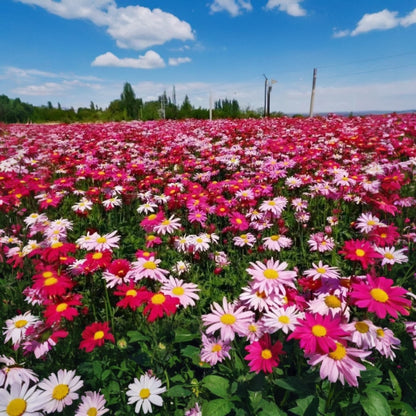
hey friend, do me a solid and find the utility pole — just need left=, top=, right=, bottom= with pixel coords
left=309, top=68, right=317, bottom=117
left=263, top=75, right=277, bottom=117
left=263, top=74, right=268, bottom=117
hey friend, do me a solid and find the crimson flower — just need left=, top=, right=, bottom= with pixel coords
left=339, top=239, right=383, bottom=269
left=350, top=275, right=411, bottom=319
left=114, top=283, right=151, bottom=310
left=83, top=250, right=112, bottom=273
left=143, top=292, right=179, bottom=322
left=32, top=268, right=74, bottom=297
left=43, top=294, right=83, bottom=325
left=244, top=333, right=284, bottom=374
left=79, top=322, right=115, bottom=352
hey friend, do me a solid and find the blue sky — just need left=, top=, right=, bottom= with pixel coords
left=1, top=0, right=416, bottom=114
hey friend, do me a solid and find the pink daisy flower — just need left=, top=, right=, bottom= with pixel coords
left=288, top=313, right=349, bottom=354
left=200, top=333, right=232, bottom=366
left=202, top=297, right=254, bottom=342
left=303, top=261, right=341, bottom=280
left=160, top=276, right=200, bottom=308
left=374, top=327, right=401, bottom=360
left=350, top=275, right=411, bottom=319
left=262, top=234, right=293, bottom=251
left=244, top=333, right=284, bottom=374
left=246, top=258, right=297, bottom=296
left=127, top=256, right=169, bottom=283
left=307, top=341, right=371, bottom=387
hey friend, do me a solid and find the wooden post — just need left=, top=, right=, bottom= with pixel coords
left=309, top=68, right=317, bottom=117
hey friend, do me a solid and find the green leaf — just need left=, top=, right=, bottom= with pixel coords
left=127, top=330, right=150, bottom=343
left=389, top=400, right=416, bottom=416
left=290, top=395, right=319, bottom=416
left=174, top=327, right=199, bottom=343
left=388, top=370, right=402, bottom=401
left=361, top=390, right=391, bottom=416
left=181, top=345, right=200, bottom=361
left=202, top=375, right=230, bottom=399
left=202, top=399, right=233, bottom=416
left=259, top=400, right=287, bottom=416
left=165, top=385, right=191, bottom=398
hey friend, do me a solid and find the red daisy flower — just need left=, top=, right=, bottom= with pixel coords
left=79, top=322, right=115, bottom=352
left=107, top=258, right=131, bottom=277
left=143, top=292, right=179, bottom=322
left=350, top=275, right=411, bottom=319
left=114, top=283, right=151, bottom=310
left=32, top=268, right=74, bottom=297
left=229, top=212, right=249, bottom=231
left=244, top=333, right=284, bottom=374
left=368, top=225, right=400, bottom=247
left=83, top=250, right=112, bottom=273
left=288, top=313, right=349, bottom=354
left=43, top=294, right=83, bottom=325
left=339, top=239, right=383, bottom=269
left=41, top=242, right=77, bottom=265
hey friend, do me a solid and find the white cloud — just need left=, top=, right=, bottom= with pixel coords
left=16, top=0, right=195, bottom=49
left=337, top=8, right=416, bottom=37
left=209, top=0, right=252, bottom=17
left=265, top=0, right=306, bottom=17
left=168, top=57, right=191, bottom=66
left=13, top=82, right=70, bottom=96
left=351, top=9, right=399, bottom=36
left=92, top=51, right=165, bottom=69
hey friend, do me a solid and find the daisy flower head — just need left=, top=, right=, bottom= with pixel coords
left=102, top=258, right=131, bottom=288
left=233, top=233, right=256, bottom=248
left=239, top=282, right=284, bottom=313
left=287, top=313, right=349, bottom=354
left=171, top=260, right=191, bottom=276
left=202, top=297, right=254, bottom=342
left=0, top=356, right=38, bottom=388
left=189, top=234, right=211, bottom=252
left=126, top=373, right=166, bottom=414
left=229, top=212, right=249, bottom=231
left=0, top=382, right=43, bottom=416
left=246, top=258, right=297, bottom=296
left=75, top=391, right=109, bottom=416
left=262, top=304, right=304, bottom=335
left=160, top=277, right=200, bottom=308
left=153, top=215, right=182, bottom=235
left=143, top=292, right=179, bottom=322
left=244, top=333, right=284, bottom=374
left=114, top=283, right=151, bottom=310
left=303, top=261, right=341, bottom=281
left=374, top=246, right=408, bottom=266
left=307, top=341, right=371, bottom=387
left=200, top=333, right=232, bottom=366
left=88, top=231, right=120, bottom=252
left=127, top=256, right=169, bottom=283
left=339, top=239, right=383, bottom=269
left=374, top=327, right=401, bottom=360
left=3, top=311, right=40, bottom=347
left=350, top=275, right=411, bottom=319
left=343, top=319, right=378, bottom=350
left=259, top=196, right=288, bottom=217
left=79, top=322, right=115, bottom=353
left=262, top=234, right=293, bottom=252
left=355, top=212, right=381, bottom=234
left=307, top=293, right=349, bottom=319
left=308, top=232, right=335, bottom=252
left=38, top=369, right=83, bottom=414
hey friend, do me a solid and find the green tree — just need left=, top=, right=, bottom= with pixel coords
left=179, top=95, right=193, bottom=119
left=120, top=82, right=141, bottom=120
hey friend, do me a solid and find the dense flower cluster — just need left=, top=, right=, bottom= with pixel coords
left=0, top=114, right=415, bottom=413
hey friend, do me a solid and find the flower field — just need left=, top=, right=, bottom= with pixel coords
left=1, top=114, right=416, bottom=415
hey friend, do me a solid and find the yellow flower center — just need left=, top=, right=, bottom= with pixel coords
left=355, top=248, right=365, bottom=257
left=147, top=214, right=157, bottom=221
left=248, top=324, right=257, bottom=333
left=380, top=233, right=387, bottom=239
left=367, top=220, right=376, bottom=226
left=6, top=398, right=27, bottom=416
left=235, top=218, right=242, bottom=224
left=278, top=315, right=290, bottom=324
left=384, top=253, right=394, bottom=260
left=324, top=295, right=341, bottom=308
left=263, top=269, right=278, bottom=279
left=355, top=321, right=369, bottom=333
left=42, top=271, right=53, bottom=278
left=211, top=344, right=222, bottom=352
left=44, top=277, right=58, bottom=286
left=87, top=408, right=98, bottom=416
left=94, top=330, right=105, bottom=340
left=51, top=241, right=63, bottom=249
left=143, top=261, right=157, bottom=270
left=220, top=313, right=236, bottom=325
left=126, top=289, right=137, bottom=297
left=376, top=328, right=384, bottom=338
left=56, top=303, right=68, bottom=312
left=261, top=349, right=272, bottom=360
left=316, top=267, right=326, bottom=274
left=370, top=288, right=389, bottom=303
left=161, top=220, right=171, bottom=226
left=146, top=235, right=156, bottom=241
left=151, top=293, right=166, bottom=305
left=52, top=384, right=69, bottom=400
left=270, top=235, right=280, bottom=241
left=92, top=252, right=103, bottom=260
left=328, top=343, right=347, bottom=360
left=172, top=286, right=185, bottom=296
left=312, top=325, right=327, bottom=337
left=139, top=388, right=151, bottom=399
left=96, top=237, right=107, bottom=244
left=268, top=201, right=276, bottom=206
left=14, top=319, right=28, bottom=328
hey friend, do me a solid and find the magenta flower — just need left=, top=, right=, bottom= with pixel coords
left=350, top=275, right=411, bottom=319
left=287, top=313, right=349, bottom=354
left=244, top=333, right=284, bottom=374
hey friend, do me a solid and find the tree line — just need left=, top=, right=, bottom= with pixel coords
left=0, top=82, right=266, bottom=123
